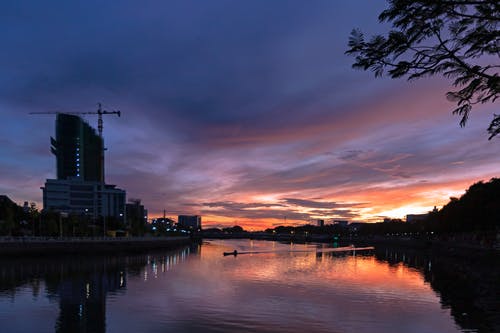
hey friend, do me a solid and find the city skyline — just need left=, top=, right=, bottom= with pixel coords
left=1, top=1, right=498, bottom=229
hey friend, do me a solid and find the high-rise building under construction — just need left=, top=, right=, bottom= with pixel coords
left=42, top=113, right=125, bottom=221
left=51, top=114, right=103, bottom=181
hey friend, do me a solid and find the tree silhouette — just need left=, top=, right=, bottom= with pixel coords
left=346, top=0, right=499, bottom=139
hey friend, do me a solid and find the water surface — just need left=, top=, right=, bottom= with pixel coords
left=0, top=239, right=496, bottom=332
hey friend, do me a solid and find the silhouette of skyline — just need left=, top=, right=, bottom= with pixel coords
left=0, top=1, right=498, bottom=229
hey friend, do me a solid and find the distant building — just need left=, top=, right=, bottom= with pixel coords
left=22, top=201, right=30, bottom=214
left=152, top=217, right=176, bottom=228
left=155, top=217, right=175, bottom=225
left=42, top=179, right=126, bottom=220
left=51, top=114, right=103, bottom=182
left=178, top=215, right=201, bottom=230
left=126, top=199, right=147, bottom=226
left=348, top=222, right=366, bottom=232
left=406, top=214, right=429, bottom=223
left=334, top=220, right=348, bottom=228
left=383, top=218, right=404, bottom=223
left=316, top=219, right=324, bottom=227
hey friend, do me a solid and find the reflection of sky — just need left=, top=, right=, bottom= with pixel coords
left=1, top=1, right=498, bottom=229
left=106, top=240, right=462, bottom=333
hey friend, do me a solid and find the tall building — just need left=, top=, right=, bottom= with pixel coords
left=51, top=114, right=103, bottom=182
left=177, top=215, right=201, bottom=230
left=126, top=199, right=147, bottom=235
left=42, top=113, right=126, bottom=220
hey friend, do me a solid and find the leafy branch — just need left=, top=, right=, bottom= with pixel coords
left=346, top=0, right=499, bottom=139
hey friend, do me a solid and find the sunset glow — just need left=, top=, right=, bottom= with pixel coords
left=0, top=0, right=498, bottom=230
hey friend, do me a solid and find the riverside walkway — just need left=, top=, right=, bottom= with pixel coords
left=0, top=236, right=191, bottom=256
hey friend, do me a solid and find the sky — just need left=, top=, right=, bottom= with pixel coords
left=0, top=0, right=498, bottom=230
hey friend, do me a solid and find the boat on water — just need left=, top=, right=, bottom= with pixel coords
left=223, top=250, right=238, bottom=256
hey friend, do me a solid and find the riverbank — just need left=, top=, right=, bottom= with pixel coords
left=0, top=236, right=192, bottom=256
left=346, top=236, right=500, bottom=258
left=202, top=232, right=499, bottom=257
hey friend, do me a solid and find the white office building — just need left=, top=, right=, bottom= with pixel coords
left=42, top=178, right=126, bottom=220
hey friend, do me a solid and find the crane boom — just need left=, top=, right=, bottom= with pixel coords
left=30, top=103, right=121, bottom=183
left=29, top=103, right=121, bottom=137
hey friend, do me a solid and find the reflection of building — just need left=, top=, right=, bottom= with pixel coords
left=0, top=249, right=193, bottom=333
left=52, top=261, right=126, bottom=333
left=178, top=215, right=201, bottom=230
left=42, top=114, right=126, bottom=220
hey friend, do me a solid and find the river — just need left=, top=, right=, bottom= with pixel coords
left=0, top=239, right=498, bottom=332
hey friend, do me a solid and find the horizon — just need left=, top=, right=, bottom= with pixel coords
left=1, top=1, right=498, bottom=230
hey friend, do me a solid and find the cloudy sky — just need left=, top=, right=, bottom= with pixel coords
left=1, top=0, right=498, bottom=229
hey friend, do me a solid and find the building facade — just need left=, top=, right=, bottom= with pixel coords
left=177, top=215, right=201, bottom=230
left=406, top=214, right=429, bottom=223
left=42, top=179, right=125, bottom=220
left=42, top=113, right=126, bottom=221
left=51, top=114, right=103, bottom=182
left=334, top=220, right=349, bottom=228
left=126, top=199, right=147, bottom=234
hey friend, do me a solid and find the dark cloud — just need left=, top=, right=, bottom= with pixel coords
left=203, top=202, right=284, bottom=210
left=1, top=1, right=499, bottom=228
left=282, top=198, right=365, bottom=209
left=199, top=199, right=364, bottom=223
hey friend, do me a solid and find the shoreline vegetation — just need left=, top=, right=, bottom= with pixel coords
left=205, top=178, right=500, bottom=255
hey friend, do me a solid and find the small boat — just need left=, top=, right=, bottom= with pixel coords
left=223, top=250, right=238, bottom=256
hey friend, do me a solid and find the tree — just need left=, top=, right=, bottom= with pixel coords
left=222, top=225, right=245, bottom=233
left=346, top=0, right=500, bottom=139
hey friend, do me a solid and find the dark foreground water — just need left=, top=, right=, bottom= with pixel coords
left=0, top=239, right=498, bottom=333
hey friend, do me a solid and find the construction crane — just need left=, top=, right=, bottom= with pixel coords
left=30, top=103, right=121, bottom=183
left=29, top=103, right=121, bottom=138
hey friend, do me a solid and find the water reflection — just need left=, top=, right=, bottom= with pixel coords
left=0, top=245, right=194, bottom=333
left=0, top=241, right=497, bottom=333
left=373, top=246, right=499, bottom=333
